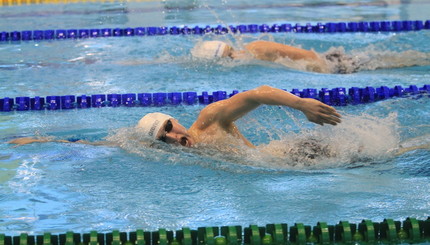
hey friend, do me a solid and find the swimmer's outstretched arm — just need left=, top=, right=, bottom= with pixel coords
left=245, top=41, right=321, bottom=62
left=242, top=41, right=329, bottom=73
left=8, top=137, right=115, bottom=147
left=396, top=143, right=430, bottom=156
left=194, top=85, right=341, bottom=128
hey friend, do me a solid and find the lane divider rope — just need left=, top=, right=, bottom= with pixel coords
left=1, top=84, right=429, bottom=112
left=1, top=20, right=429, bottom=43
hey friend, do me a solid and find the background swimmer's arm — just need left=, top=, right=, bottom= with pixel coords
left=8, top=137, right=115, bottom=147
left=243, top=41, right=329, bottom=73
left=195, top=85, right=341, bottom=128
left=245, top=41, right=320, bottom=62
left=8, top=137, right=50, bottom=145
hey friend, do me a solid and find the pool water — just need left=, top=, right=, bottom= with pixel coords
left=0, top=0, right=430, bottom=236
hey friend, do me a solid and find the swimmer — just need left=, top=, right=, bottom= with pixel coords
left=191, top=40, right=430, bottom=74
left=192, top=40, right=331, bottom=73
left=8, top=85, right=430, bottom=158
left=8, top=85, right=341, bottom=147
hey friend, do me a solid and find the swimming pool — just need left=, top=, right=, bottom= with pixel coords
left=0, top=0, right=430, bottom=242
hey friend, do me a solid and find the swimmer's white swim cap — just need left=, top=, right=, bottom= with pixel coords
left=137, top=112, right=173, bottom=140
left=191, top=41, right=229, bottom=59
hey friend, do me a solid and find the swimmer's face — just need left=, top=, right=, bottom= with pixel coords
left=224, top=46, right=248, bottom=59
left=222, top=45, right=234, bottom=58
left=156, top=119, right=194, bottom=147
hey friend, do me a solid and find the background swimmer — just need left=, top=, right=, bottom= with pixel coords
left=192, top=40, right=330, bottom=73
left=191, top=40, right=430, bottom=74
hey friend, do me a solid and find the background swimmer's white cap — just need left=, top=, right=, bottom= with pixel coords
left=137, top=112, right=173, bottom=140
left=191, top=41, right=228, bottom=59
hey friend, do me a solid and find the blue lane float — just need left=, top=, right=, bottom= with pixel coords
left=1, top=85, right=429, bottom=112
left=0, top=20, right=429, bottom=43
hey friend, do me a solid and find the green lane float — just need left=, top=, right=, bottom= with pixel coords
left=2, top=218, right=430, bottom=245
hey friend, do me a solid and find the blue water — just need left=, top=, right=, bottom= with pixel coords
left=0, top=0, right=430, bottom=236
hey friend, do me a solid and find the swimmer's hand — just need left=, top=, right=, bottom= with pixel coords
left=298, top=98, right=342, bottom=126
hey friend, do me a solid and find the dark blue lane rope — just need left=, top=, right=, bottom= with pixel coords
left=1, top=20, right=429, bottom=43
left=1, top=85, right=429, bottom=112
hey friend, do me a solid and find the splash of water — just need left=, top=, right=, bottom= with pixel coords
left=352, top=45, right=430, bottom=71
left=315, top=45, right=430, bottom=74
left=256, top=112, right=400, bottom=169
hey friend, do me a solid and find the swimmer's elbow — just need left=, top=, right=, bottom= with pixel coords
left=242, top=85, right=282, bottom=106
left=247, top=85, right=275, bottom=101
left=254, top=85, right=274, bottom=92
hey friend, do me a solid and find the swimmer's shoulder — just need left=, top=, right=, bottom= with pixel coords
left=244, top=41, right=281, bottom=61
left=245, top=40, right=280, bottom=51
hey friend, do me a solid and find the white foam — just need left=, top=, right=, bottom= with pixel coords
left=255, top=112, right=400, bottom=169
left=320, top=45, right=430, bottom=74
left=353, top=46, right=430, bottom=71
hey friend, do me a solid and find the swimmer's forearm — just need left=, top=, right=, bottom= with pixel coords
left=8, top=137, right=50, bottom=145
left=199, top=85, right=302, bottom=126
left=9, top=137, right=113, bottom=147
left=249, top=85, right=303, bottom=109
left=55, top=139, right=114, bottom=146
left=396, top=143, right=430, bottom=156
left=209, top=85, right=340, bottom=126
left=249, top=85, right=341, bottom=125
